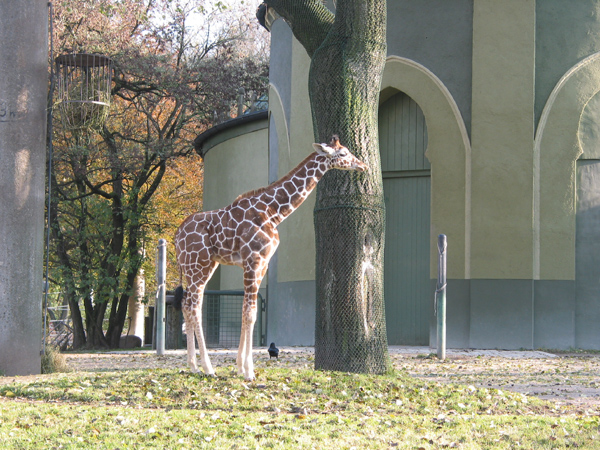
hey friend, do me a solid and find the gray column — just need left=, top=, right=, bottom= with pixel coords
left=0, top=1, right=48, bottom=375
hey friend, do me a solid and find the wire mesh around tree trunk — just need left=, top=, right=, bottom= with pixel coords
left=307, top=0, right=389, bottom=374
left=262, top=0, right=389, bottom=374
left=55, top=53, right=113, bottom=131
left=314, top=194, right=388, bottom=373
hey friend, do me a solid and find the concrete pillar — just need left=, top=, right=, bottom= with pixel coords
left=0, top=1, right=48, bottom=375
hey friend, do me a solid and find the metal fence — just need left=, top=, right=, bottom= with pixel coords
left=43, top=290, right=265, bottom=351
left=200, top=290, right=265, bottom=349
left=165, top=290, right=265, bottom=350
left=45, top=304, right=73, bottom=350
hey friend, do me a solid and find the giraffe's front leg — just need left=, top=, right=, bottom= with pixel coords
left=240, top=305, right=257, bottom=380
left=238, top=263, right=269, bottom=380
left=236, top=307, right=258, bottom=380
left=237, top=321, right=247, bottom=377
left=238, top=230, right=277, bottom=380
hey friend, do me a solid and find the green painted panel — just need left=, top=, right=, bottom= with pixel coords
left=383, top=175, right=431, bottom=345
left=379, top=92, right=429, bottom=172
left=379, top=91, right=431, bottom=345
left=575, top=160, right=600, bottom=349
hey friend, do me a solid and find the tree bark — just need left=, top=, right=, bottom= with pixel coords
left=265, top=0, right=389, bottom=373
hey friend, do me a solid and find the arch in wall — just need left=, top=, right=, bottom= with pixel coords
left=381, top=56, right=471, bottom=279
left=534, top=51, right=600, bottom=281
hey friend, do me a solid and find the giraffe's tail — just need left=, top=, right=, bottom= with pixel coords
left=173, top=254, right=184, bottom=311
left=173, top=285, right=184, bottom=311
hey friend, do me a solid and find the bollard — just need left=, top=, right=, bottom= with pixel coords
left=436, top=234, right=447, bottom=360
left=156, top=239, right=167, bottom=355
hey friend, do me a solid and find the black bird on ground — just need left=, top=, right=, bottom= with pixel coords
left=268, top=342, right=279, bottom=359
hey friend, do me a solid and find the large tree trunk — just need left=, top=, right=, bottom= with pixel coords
left=265, top=0, right=389, bottom=373
left=66, top=289, right=87, bottom=348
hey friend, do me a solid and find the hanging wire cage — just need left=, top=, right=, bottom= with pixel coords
left=55, top=53, right=114, bottom=131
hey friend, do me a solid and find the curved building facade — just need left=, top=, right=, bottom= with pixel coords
left=200, top=0, right=600, bottom=350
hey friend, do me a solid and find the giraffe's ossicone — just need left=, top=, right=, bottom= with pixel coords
left=174, top=136, right=367, bottom=380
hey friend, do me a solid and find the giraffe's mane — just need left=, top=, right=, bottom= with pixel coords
left=234, top=185, right=273, bottom=202
left=233, top=152, right=319, bottom=202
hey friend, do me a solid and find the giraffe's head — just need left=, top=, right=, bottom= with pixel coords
left=312, top=135, right=368, bottom=172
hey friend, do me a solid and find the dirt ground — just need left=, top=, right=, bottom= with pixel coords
left=4, top=347, right=600, bottom=413
left=388, top=348, right=600, bottom=412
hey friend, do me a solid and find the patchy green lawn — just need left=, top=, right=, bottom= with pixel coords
left=1, top=349, right=599, bottom=449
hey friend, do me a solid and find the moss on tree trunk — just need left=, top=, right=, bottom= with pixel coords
left=266, top=0, right=389, bottom=373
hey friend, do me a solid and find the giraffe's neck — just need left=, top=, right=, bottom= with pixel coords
left=261, top=152, right=329, bottom=224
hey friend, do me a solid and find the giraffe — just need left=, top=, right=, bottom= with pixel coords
left=173, top=136, right=367, bottom=380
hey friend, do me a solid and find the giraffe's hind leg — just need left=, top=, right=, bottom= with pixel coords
left=183, top=286, right=215, bottom=376
left=181, top=260, right=219, bottom=376
left=182, top=306, right=200, bottom=372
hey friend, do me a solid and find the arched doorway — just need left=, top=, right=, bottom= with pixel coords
left=379, top=91, right=431, bottom=345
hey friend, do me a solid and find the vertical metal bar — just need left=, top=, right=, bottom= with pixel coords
left=237, top=87, right=245, bottom=117
left=260, top=293, right=266, bottom=346
left=436, top=234, right=447, bottom=360
left=156, top=239, right=167, bottom=355
left=95, top=62, right=99, bottom=105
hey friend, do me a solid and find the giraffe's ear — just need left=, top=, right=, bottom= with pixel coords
left=313, top=143, right=335, bottom=155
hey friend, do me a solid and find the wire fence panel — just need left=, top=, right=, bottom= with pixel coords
left=46, top=305, right=73, bottom=350
left=202, top=291, right=265, bottom=348
left=43, top=291, right=264, bottom=351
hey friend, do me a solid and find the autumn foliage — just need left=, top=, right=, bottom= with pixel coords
left=47, top=0, right=268, bottom=348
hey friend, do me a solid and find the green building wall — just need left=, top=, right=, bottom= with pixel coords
left=197, top=114, right=269, bottom=294
left=266, top=22, right=319, bottom=345
left=200, top=0, right=600, bottom=350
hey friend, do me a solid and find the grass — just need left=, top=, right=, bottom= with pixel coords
left=544, top=348, right=600, bottom=356
left=1, top=350, right=600, bottom=449
left=41, top=345, right=70, bottom=374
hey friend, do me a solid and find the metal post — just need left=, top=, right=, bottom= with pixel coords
left=156, top=239, right=167, bottom=355
left=237, top=87, right=245, bottom=117
left=436, top=234, right=447, bottom=360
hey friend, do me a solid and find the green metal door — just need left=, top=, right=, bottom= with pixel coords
left=379, top=91, right=431, bottom=345
left=575, top=160, right=600, bottom=349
